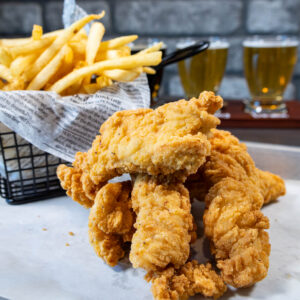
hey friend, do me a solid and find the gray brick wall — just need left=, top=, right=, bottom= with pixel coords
left=0, top=0, right=299, bottom=100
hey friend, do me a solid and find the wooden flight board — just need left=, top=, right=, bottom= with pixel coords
left=218, top=100, right=300, bottom=128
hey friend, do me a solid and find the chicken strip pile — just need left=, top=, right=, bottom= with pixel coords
left=186, top=129, right=286, bottom=204
left=56, top=92, right=286, bottom=299
left=84, top=92, right=222, bottom=184
left=130, top=175, right=194, bottom=271
left=88, top=181, right=135, bottom=266
left=146, top=261, right=227, bottom=300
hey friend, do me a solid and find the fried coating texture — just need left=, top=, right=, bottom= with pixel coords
left=57, top=165, right=96, bottom=208
left=88, top=225, right=125, bottom=267
left=146, top=261, right=227, bottom=300
left=258, top=169, right=286, bottom=204
left=185, top=129, right=286, bottom=204
left=57, top=152, right=105, bottom=208
left=92, top=181, right=134, bottom=235
left=130, top=175, right=194, bottom=271
left=88, top=182, right=135, bottom=266
left=185, top=130, right=275, bottom=287
left=204, top=178, right=271, bottom=288
left=85, top=92, right=222, bottom=184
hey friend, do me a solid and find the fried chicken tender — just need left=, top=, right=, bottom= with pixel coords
left=258, top=169, right=286, bottom=204
left=185, top=130, right=275, bottom=287
left=185, top=129, right=286, bottom=204
left=146, top=261, right=227, bottom=300
left=57, top=152, right=104, bottom=208
left=88, top=182, right=135, bottom=266
left=85, top=92, right=222, bottom=184
left=204, top=178, right=271, bottom=288
left=92, top=181, right=134, bottom=235
left=88, top=225, right=125, bottom=267
left=130, top=174, right=194, bottom=271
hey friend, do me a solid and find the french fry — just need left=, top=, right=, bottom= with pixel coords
left=64, top=46, right=74, bottom=65
left=143, top=67, right=156, bottom=74
left=60, top=59, right=86, bottom=95
left=75, top=60, right=88, bottom=69
left=9, top=36, right=56, bottom=57
left=96, top=49, right=130, bottom=61
left=47, top=60, right=74, bottom=85
left=98, top=35, right=138, bottom=51
left=0, top=64, right=14, bottom=82
left=103, top=68, right=141, bottom=82
left=25, top=12, right=105, bottom=82
left=82, top=83, right=100, bottom=94
left=27, top=45, right=69, bottom=90
left=0, top=29, right=63, bottom=47
left=0, top=12, right=163, bottom=95
left=43, top=29, right=64, bottom=38
left=69, top=40, right=86, bottom=57
left=84, top=22, right=105, bottom=84
left=63, top=85, right=81, bottom=96
left=70, top=28, right=88, bottom=42
left=80, top=76, right=112, bottom=94
left=10, top=53, right=38, bottom=76
left=0, top=48, right=13, bottom=67
left=0, top=37, right=31, bottom=48
left=119, top=46, right=131, bottom=56
left=32, top=24, right=43, bottom=40
left=86, top=22, right=105, bottom=65
left=2, top=78, right=25, bottom=90
left=136, top=42, right=163, bottom=55
left=48, top=51, right=162, bottom=93
left=96, top=75, right=113, bottom=89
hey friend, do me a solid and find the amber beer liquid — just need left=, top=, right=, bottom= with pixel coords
left=243, top=39, right=298, bottom=112
left=177, top=40, right=229, bottom=98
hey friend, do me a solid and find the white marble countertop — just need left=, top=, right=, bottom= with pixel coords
left=0, top=180, right=300, bottom=300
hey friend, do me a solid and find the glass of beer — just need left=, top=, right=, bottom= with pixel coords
left=243, top=36, right=298, bottom=113
left=177, top=37, right=229, bottom=98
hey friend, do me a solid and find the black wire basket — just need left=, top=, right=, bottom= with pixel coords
left=0, top=129, right=67, bottom=205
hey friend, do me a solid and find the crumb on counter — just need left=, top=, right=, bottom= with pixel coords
left=69, top=231, right=75, bottom=236
left=42, top=228, right=47, bottom=231
left=66, top=243, right=70, bottom=247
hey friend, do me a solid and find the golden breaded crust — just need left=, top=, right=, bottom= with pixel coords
left=57, top=151, right=105, bottom=208
left=146, top=261, right=227, bottom=300
left=258, top=170, right=286, bottom=204
left=88, top=182, right=135, bottom=266
left=205, top=129, right=257, bottom=185
left=186, top=129, right=286, bottom=204
left=204, top=178, right=270, bottom=288
left=88, top=223, right=124, bottom=267
left=92, top=181, right=134, bottom=235
left=57, top=164, right=94, bottom=208
left=85, top=92, right=221, bottom=184
left=130, top=175, right=193, bottom=271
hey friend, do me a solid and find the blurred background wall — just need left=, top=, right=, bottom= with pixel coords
left=0, top=0, right=299, bottom=100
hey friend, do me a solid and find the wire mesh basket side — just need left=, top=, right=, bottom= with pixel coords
left=0, top=130, right=67, bottom=204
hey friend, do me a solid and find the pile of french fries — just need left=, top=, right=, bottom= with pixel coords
left=0, top=12, right=162, bottom=96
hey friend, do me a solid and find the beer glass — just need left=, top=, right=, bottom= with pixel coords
left=177, top=38, right=229, bottom=98
left=243, top=37, right=298, bottom=113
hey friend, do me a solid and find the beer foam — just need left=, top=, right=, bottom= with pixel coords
left=243, top=39, right=298, bottom=48
left=177, top=39, right=229, bottom=50
left=209, top=40, right=229, bottom=49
